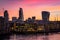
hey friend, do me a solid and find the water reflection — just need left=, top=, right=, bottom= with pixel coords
left=11, top=34, right=48, bottom=40
left=0, top=33, right=60, bottom=40
left=42, top=35, right=49, bottom=40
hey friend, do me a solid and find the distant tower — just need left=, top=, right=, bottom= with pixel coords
left=4, top=10, right=9, bottom=22
left=18, top=8, right=24, bottom=21
left=32, top=16, right=36, bottom=20
left=42, top=11, right=50, bottom=21
left=32, top=16, right=36, bottom=23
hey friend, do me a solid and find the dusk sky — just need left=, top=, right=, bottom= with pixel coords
left=0, top=0, right=60, bottom=21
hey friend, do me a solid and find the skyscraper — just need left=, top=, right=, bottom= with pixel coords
left=4, top=10, right=9, bottom=32
left=42, top=11, right=50, bottom=21
left=4, top=10, right=9, bottom=22
left=18, top=8, right=24, bottom=21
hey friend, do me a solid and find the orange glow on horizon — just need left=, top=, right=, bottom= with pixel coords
left=0, top=6, right=60, bottom=21
left=0, top=0, right=60, bottom=21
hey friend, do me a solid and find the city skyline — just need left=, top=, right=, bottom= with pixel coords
left=0, top=8, right=60, bottom=21
left=0, top=0, right=60, bottom=21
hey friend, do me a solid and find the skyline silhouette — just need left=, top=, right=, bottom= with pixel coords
left=0, top=8, right=60, bottom=21
left=0, top=0, right=60, bottom=40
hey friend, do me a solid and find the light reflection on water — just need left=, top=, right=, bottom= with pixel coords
left=0, top=33, right=60, bottom=40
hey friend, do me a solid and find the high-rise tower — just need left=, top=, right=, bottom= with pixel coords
left=18, top=8, right=24, bottom=21
left=4, top=10, right=9, bottom=32
left=4, top=10, right=9, bottom=22
left=42, top=11, right=50, bottom=21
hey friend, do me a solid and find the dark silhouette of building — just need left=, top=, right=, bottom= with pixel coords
left=18, top=8, right=24, bottom=21
left=42, top=11, right=50, bottom=21
left=4, top=10, right=9, bottom=22
left=32, top=16, right=36, bottom=20
left=0, top=16, right=4, bottom=33
left=26, top=16, right=36, bottom=24
left=12, top=17, right=17, bottom=22
left=42, top=11, right=50, bottom=33
left=31, top=16, right=36, bottom=23
left=27, top=18, right=32, bottom=22
left=4, top=10, right=9, bottom=33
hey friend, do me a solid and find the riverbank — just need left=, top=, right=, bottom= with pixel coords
left=0, top=29, right=60, bottom=36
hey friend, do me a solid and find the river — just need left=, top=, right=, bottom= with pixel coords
left=0, top=33, right=60, bottom=40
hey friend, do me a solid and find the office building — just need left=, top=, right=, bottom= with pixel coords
left=42, top=11, right=50, bottom=21
left=18, top=8, right=24, bottom=21
left=0, top=16, right=4, bottom=33
left=12, top=17, right=17, bottom=22
left=4, top=10, right=9, bottom=22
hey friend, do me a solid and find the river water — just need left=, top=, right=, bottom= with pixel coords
left=0, top=33, right=60, bottom=40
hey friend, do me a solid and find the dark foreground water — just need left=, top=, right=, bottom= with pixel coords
left=0, top=33, right=60, bottom=40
